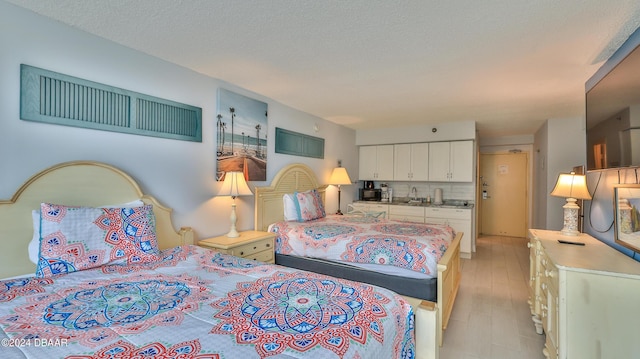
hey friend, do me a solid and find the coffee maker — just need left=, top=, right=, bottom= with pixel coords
left=380, top=183, right=392, bottom=202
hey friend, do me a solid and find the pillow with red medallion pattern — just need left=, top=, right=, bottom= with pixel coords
left=293, top=189, right=326, bottom=222
left=36, top=203, right=161, bottom=277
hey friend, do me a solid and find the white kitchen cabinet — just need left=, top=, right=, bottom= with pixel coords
left=358, top=145, right=394, bottom=181
left=388, top=205, right=425, bottom=223
left=428, top=141, right=474, bottom=182
left=425, top=207, right=472, bottom=258
left=393, top=143, right=429, bottom=181
left=528, top=229, right=640, bottom=359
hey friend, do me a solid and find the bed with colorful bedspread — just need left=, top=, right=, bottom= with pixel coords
left=0, top=245, right=415, bottom=359
left=268, top=216, right=455, bottom=279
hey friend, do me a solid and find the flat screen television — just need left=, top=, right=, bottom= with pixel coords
left=586, top=39, right=640, bottom=171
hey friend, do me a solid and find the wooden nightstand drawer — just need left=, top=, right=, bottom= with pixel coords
left=243, top=249, right=274, bottom=263
left=225, top=238, right=273, bottom=257
left=198, top=230, right=275, bottom=263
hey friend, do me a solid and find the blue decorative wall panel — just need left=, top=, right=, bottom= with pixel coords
left=20, top=64, right=202, bottom=142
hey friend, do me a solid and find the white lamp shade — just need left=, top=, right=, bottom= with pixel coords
left=550, top=172, right=591, bottom=200
left=218, top=171, right=253, bottom=198
left=328, top=167, right=352, bottom=185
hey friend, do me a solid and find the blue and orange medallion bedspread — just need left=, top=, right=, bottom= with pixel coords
left=0, top=245, right=415, bottom=359
left=269, top=216, right=455, bottom=277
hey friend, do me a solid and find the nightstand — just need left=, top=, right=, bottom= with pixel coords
left=198, top=230, right=276, bottom=263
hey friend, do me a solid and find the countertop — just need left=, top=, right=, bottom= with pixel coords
left=355, top=199, right=474, bottom=209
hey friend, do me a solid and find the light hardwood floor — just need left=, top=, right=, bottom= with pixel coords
left=439, top=235, right=546, bottom=359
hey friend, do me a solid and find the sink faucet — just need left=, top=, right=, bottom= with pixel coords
left=411, top=187, right=417, bottom=200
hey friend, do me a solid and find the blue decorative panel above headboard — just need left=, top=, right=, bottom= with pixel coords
left=275, top=127, right=324, bottom=159
left=20, top=64, right=202, bottom=142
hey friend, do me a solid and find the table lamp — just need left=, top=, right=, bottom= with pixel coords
left=218, top=171, right=253, bottom=237
left=550, top=171, right=592, bottom=236
left=328, top=166, right=352, bottom=215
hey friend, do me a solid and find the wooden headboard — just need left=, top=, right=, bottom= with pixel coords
left=0, top=161, right=194, bottom=279
left=254, top=163, right=327, bottom=231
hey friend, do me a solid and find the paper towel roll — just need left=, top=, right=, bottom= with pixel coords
left=434, top=188, right=443, bottom=205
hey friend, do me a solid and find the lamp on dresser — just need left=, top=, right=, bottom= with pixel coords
left=328, top=165, right=352, bottom=215
left=550, top=171, right=592, bottom=236
left=218, top=171, right=253, bottom=237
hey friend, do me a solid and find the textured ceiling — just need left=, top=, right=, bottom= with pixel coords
left=7, top=0, right=640, bottom=138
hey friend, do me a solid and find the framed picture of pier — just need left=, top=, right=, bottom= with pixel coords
left=216, top=89, right=268, bottom=181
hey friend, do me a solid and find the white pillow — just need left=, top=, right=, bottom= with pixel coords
left=283, top=194, right=298, bottom=221
left=28, top=200, right=144, bottom=264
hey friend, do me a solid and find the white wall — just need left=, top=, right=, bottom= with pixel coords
left=355, top=120, right=476, bottom=145
left=532, top=117, right=586, bottom=231
left=533, top=122, right=550, bottom=229
left=0, top=2, right=357, bottom=238
left=478, top=134, right=534, bottom=147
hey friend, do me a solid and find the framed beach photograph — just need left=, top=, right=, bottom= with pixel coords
left=216, top=89, right=268, bottom=181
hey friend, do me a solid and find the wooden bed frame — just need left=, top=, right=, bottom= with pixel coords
left=254, top=163, right=462, bottom=358
left=0, top=161, right=195, bottom=279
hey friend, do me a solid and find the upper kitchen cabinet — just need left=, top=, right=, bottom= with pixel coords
left=428, top=141, right=474, bottom=182
left=394, top=143, right=429, bottom=181
left=359, top=145, right=394, bottom=180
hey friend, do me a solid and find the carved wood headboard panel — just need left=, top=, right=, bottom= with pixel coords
left=254, top=163, right=326, bottom=231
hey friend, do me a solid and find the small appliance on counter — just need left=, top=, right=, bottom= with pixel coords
left=434, top=188, right=443, bottom=205
left=360, top=187, right=381, bottom=201
left=380, top=183, right=392, bottom=202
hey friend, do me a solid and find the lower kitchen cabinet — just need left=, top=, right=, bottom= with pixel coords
left=388, top=205, right=425, bottom=223
left=425, top=207, right=472, bottom=258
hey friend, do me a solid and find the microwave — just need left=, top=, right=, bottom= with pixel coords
left=359, top=188, right=381, bottom=201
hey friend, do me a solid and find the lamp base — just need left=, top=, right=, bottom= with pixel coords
left=560, top=228, right=580, bottom=236
left=336, top=185, right=344, bottom=216
left=227, top=202, right=240, bottom=238
left=560, top=198, right=580, bottom=236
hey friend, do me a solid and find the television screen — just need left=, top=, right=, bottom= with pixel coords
left=586, top=43, right=640, bottom=171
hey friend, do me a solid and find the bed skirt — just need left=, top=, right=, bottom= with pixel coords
left=275, top=253, right=438, bottom=302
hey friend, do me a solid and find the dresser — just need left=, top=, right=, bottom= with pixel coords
left=528, top=229, right=640, bottom=359
left=198, top=230, right=275, bottom=263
